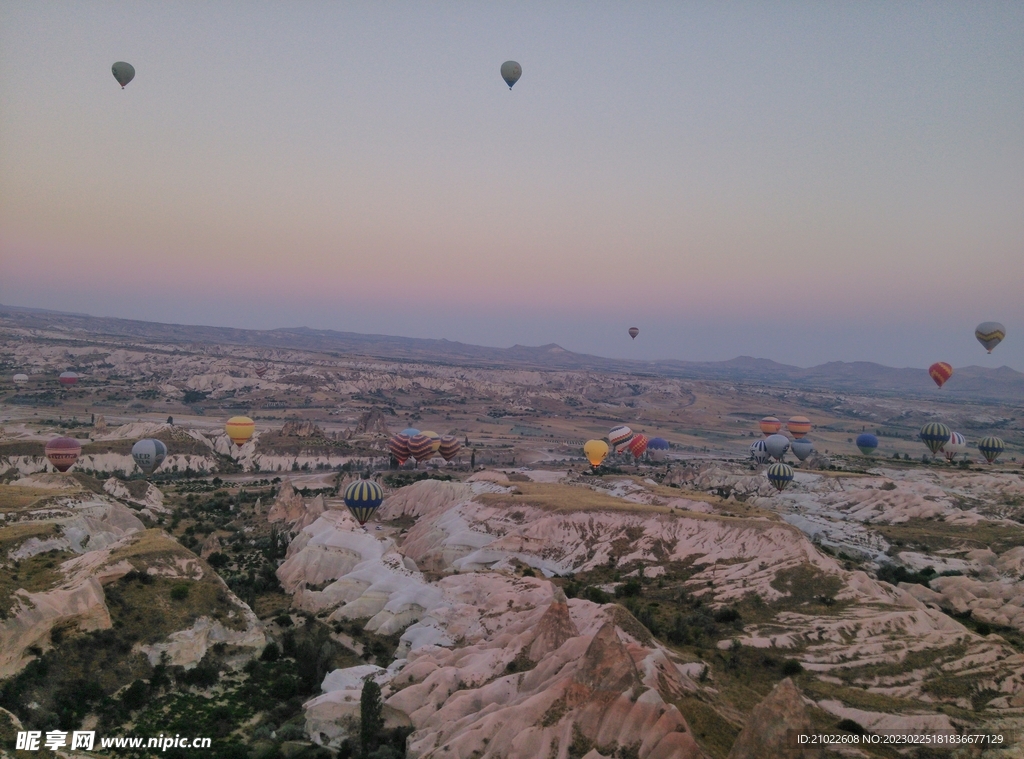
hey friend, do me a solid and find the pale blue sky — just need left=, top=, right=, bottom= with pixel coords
left=1, top=2, right=1022, bottom=369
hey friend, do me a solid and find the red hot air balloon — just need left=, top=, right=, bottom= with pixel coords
left=45, top=437, right=82, bottom=472
left=407, top=434, right=435, bottom=463
left=58, top=371, right=79, bottom=387
left=254, top=363, right=269, bottom=378
left=928, top=362, right=953, bottom=388
left=388, top=433, right=411, bottom=465
left=626, top=434, right=648, bottom=460
left=438, top=435, right=462, bottom=461
left=628, top=327, right=639, bottom=340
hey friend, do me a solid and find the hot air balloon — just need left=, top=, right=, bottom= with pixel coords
left=759, top=417, right=781, bottom=436
left=944, top=432, right=967, bottom=462
left=112, top=61, right=135, bottom=88
left=225, top=416, right=255, bottom=446
left=608, top=426, right=633, bottom=449
left=750, top=440, right=771, bottom=465
left=408, top=434, right=435, bottom=463
left=791, top=438, right=814, bottom=461
left=132, top=439, right=168, bottom=474
left=344, top=480, right=384, bottom=525
left=628, top=327, right=639, bottom=340
left=855, top=433, right=878, bottom=456
left=764, top=434, right=790, bottom=461
left=438, top=435, right=462, bottom=461
left=500, top=60, right=522, bottom=89
left=45, top=437, right=81, bottom=473
left=767, top=463, right=794, bottom=492
left=400, top=427, right=421, bottom=437
left=58, top=371, right=79, bottom=387
left=978, top=436, right=1005, bottom=464
left=627, top=434, right=648, bottom=460
left=975, top=322, right=1005, bottom=353
left=787, top=416, right=811, bottom=438
left=421, top=431, right=442, bottom=455
left=388, top=433, right=411, bottom=465
left=647, top=437, right=670, bottom=462
left=254, top=363, right=270, bottom=379
left=13, top=374, right=28, bottom=386
left=583, top=439, right=609, bottom=468
left=919, top=423, right=951, bottom=455
left=928, top=362, right=953, bottom=388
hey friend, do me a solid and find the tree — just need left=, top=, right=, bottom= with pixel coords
left=360, top=679, right=384, bottom=756
left=470, top=450, right=476, bottom=469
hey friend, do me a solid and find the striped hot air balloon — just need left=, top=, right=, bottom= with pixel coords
left=254, top=362, right=270, bottom=378
left=58, top=371, right=79, bottom=387
left=787, top=416, right=811, bottom=438
left=344, top=480, right=384, bottom=525
left=45, top=437, right=82, bottom=473
left=920, top=423, right=951, bottom=455
left=978, top=436, right=1005, bottom=464
left=421, top=431, right=442, bottom=455
left=975, top=322, right=1005, bottom=353
left=608, top=426, right=633, bottom=448
left=856, top=434, right=878, bottom=456
left=408, top=434, right=435, bottom=462
left=928, top=362, right=953, bottom=388
left=750, top=439, right=771, bottom=465
left=388, top=433, right=411, bottom=465
left=626, top=434, right=648, bottom=460
left=759, top=417, right=782, bottom=436
left=225, top=416, right=255, bottom=446
left=944, top=432, right=967, bottom=462
left=647, top=437, right=670, bottom=462
left=767, top=462, right=794, bottom=492
left=438, top=435, right=462, bottom=461
left=584, top=439, right=609, bottom=468
left=628, top=327, right=639, bottom=340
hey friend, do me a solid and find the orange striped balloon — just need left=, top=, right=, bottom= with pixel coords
left=787, top=416, right=811, bottom=438
left=759, top=417, right=782, bottom=436
left=407, top=434, right=435, bottom=462
left=225, top=416, right=255, bottom=446
left=928, top=362, right=953, bottom=388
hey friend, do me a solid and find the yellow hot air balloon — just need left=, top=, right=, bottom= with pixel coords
left=584, top=439, right=609, bottom=468
left=421, top=431, right=442, bottom=454
left=225, top=416, right=255, bottom=446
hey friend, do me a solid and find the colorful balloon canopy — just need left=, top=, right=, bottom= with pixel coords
left=584, top=439, right=609, bottom=468
left=45, top=437, right=81, bottom=473
left=438, top=435, right=462, bottom=462
left=111, top=61, right=135, bottom=88
left=856, top=433, right=878, bottom=455
left=254, top=363, right=270, bottom=378
left=58, top=371, right=79, bottom=387
left=978, top=436, right=1005, bottom=464
left=759, top=417, right=782, bottom=436
left=767, top=463, right=794, bottom=492
left=500, top=60, right=522, bottom=89
left=920, top=423, right=951, bottom=455
left=13, top=374, right=28, bottom=385
left=928, top=362, right=953, bottom=388
left=344, top=480, right=384, bottom=525
left=407, top=434, right=435, bottom=462
left=132, top=439, right=168, bottom=474
left=225, top=416, right=255, bottom=446
left=791, top=438, right=814, bottom=461
left=764, top=434, right=790, bottom=461
left=944, top=432, right=967, bottom=461
left=787, top=416, right=811, bottom=438
left=421, top=431, right=442, bottom=455
left=975, top=322, right=1005, bottom=353
left=608, top=426, right=633, bottom=447
left=647, top=437, right=670, bottom=462
left=388, top=433, right=411, bottom=465
left=626, top=434, right=649, bottom=460
left=628, top=327, right=639, bottom=340
left=750, top=439, right=771, bottom=465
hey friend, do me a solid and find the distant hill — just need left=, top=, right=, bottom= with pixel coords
left=1, top=304, right=1021, bottom=403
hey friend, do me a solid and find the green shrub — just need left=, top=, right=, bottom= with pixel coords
left=170, top=583, right=190, bottom=601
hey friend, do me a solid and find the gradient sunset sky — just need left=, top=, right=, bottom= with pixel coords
left=1, top=2, right=1022, bottom=370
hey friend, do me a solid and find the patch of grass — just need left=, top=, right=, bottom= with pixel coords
left=875, top=518, right=1024, bottom=554
left=0, top=521, right=60, bottom=555
left=0, top=485, right=69, bottom=513
left=769, top=564, right=844, bottom=610
left=802, top=678, right=927, bottom=714
left=0, top=548, right=75, bottom=617
left=673, top=695, right=739, bottom=759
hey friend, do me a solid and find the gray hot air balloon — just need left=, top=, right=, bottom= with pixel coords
left=112, top=62, right=135, bottom=89
left=791, top=438, right=813, bottom=462
left=764, top=434, right=790, bottom=461
left=500, top=61, right=522, bottom=90
left=975, top=322, right=1005, bottom=353
left=132, top=438, right=167, bottom=474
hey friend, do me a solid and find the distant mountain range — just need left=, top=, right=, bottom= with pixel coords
left=2, top=304, right=1021, bottom=404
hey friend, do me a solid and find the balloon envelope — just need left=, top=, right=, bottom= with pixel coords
left=225, top=416, right=255, bottom=446
left=944, top=432, right=967, bottom=461
left=978, top=436, right=1005, bottom=463
left=975, top=322, right=1005, bottom=353
left=583, top=439, right=609, bottom=468
left=58, top=371, right=79, bottom=387
left=400, top=428, right=420, bottom=437
left=764, top=434, right=790, bottom=461
left=111, top=61, right=135, bottom=88
left=928, top=362, right=953, bottom=388
left=388, top=433, right=410, bottom=464
left=647, top=437, right=670, bottom=461
left=500, top=60, right=522, bottom=89
left=45, top=437, right=81, bottom=472
left=408, top=434, right=435, bottom=462
left=787, top=416, right=811, bottom=438
left=344, top=480, right=384, bottom=525
left=628, top=327, right=639, bottom=339
left=627, top=434, right=648, bottom=460
left=750, top=440, right=771, bottom=465
left=920, top=423, right=951, bottom=455
left=767, top=463, right=794, bottom=492
left=438, top=435, right=462, bottom=461
left=420, top=431, right=442, bottom=454
left=13, top=374, right=28, bottom=385
left=759, top=417, right=781, bottom=436
left=855, top=434, right=878, bottom=455
left=608, top=426, right=633, bottom=447
left=132, top=438, right=168, bottom=473
left=791, top=438, right=814, bottom=461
